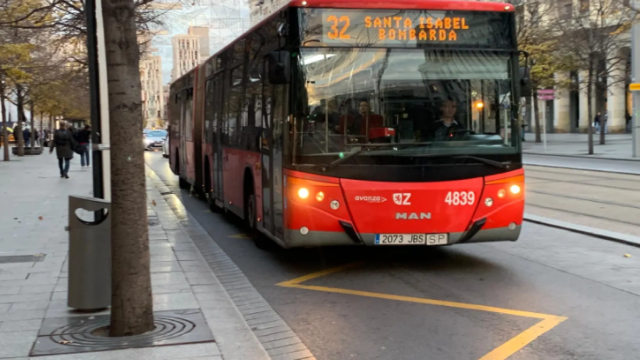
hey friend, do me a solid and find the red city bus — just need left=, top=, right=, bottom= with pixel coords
left=169, top=0, right=525, bottom=248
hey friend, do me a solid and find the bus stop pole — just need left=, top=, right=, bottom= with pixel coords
left=632, top=20, right=640, bottom=158
left=96, top=0, right=111, bottom=199
left=84, top=0, right=103, bottom=199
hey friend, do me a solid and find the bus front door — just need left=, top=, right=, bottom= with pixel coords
left=213, top=73, right=225, bottom=204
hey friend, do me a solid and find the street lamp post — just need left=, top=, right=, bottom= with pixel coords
left=632, top=1, right=640, bottom=157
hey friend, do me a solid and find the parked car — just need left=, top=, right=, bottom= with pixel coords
left=143, top=130, right=167, bottom=150
left=162, top=135, right=169, bottom=158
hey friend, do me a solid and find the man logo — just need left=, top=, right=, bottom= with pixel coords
left=396, top=212, right=431, bottom=220
left=393, top=193, right=411, bottom=205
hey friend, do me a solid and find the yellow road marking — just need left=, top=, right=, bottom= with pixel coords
left=277, top=264, right=568, bottom=360
left=479, top=316, right=567, bottom=360
left=276, top=262, right=363, bottom=287
left=229, top=233, right=252, bottom=239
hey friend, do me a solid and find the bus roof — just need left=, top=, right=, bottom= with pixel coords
left=170, top=0, right=513, bottom=87
left=287, top=0, right=515, bottom=12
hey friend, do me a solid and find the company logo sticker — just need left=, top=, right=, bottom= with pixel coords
left=355, top=196, right=387, bottom=203
left=393, top=193, right=411, bottom=205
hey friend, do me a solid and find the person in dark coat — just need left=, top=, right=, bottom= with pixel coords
left=23, top=128, right=31, bottom=148
left=76, top=125, right=91, bottom=167
left=49, top=123, right=77, bottom=179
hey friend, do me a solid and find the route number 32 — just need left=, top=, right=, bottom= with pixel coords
left=327, top=15, right=351, bottom=40
left=445, top=191, right=475, bottom=206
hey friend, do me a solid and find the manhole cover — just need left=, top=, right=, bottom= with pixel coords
left=31, top=309, right=214, bottom=356
left=0, top=254, right=46, bottom=264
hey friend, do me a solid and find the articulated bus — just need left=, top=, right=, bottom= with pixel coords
left=169, top=0, right=526, bottom=249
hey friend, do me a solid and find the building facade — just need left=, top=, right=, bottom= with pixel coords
left=187, top=26, right=210, bottom=63
left=140, top=55, right=164, bottom=129
left=517, top=0, right=633, bottom=134
left=171, top=34, right=201, bottom=81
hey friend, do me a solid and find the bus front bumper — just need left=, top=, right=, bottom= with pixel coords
left=284, top=223, right=521, bottom=248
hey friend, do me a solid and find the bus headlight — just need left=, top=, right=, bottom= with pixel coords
left=298, top=188, right=309, bottom=199
left=510, top=185, right=521, bottom=195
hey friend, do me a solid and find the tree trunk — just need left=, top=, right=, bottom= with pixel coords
left=533, top=91, right=542, bottom=143
left=15, top=85, right=25, bottom=156
left=1, top=79, right=9, bottom=161
left=40, top=112, right=44, bottom=148
left=599, top=104, right=606, bottom=145
left=103, top=0, right=154, bottom=337
left=587, top=67, right=594, bottom=155
left=30, top=102, right=35, bottom=147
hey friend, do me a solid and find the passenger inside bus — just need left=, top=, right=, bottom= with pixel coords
left=335, top=100, right=384, bottom=137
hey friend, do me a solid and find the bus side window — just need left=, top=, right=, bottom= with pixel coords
left=204, top=79, right=215, bottom=145
left=225, top=65, right=244, bottom=147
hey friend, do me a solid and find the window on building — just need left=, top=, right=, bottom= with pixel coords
left=579, top=0, right=589, bottom=14
left=559, top=1, right=573, bottom=19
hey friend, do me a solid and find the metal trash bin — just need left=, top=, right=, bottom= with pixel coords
left=67, top=196, right=111, bottom=311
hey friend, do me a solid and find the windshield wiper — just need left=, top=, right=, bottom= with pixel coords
left=321, top=146, right=363, bottom=171
left=452, top=155, right=512, bottom=169
left=320, top=142, right=435, bottom=171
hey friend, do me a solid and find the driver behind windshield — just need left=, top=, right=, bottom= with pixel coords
left=424, top=99, right=466, bottom=141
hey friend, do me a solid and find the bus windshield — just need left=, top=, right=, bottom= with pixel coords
left=292, top=48, right=518, bottom=166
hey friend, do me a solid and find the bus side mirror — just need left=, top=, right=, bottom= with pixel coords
left=268, top=51, right=290, bottom=85
left=519, top=67, right=531, bottom=97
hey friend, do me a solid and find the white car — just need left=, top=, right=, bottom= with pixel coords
left=162, top=135, right=169, bottom=158
left=143, top=130, right=167, bottom=151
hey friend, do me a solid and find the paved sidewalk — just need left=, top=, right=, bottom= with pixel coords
left=523, top=133, right=638, bottom=160
left=0, top=150, right=279, bottom=360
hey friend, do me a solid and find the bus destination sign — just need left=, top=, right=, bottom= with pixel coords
left=300, top=9, right=514, bottom=49
left=328, top=14, right=471, bottom=43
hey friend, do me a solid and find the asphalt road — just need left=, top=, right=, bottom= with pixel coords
left=146, top=152, right=640, bottom=360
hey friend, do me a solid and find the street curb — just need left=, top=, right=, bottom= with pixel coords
left=523, top=162, right=640, bottom=176
left=145, top=166, right=316, bottom=360
left=524, top=213, right=640, bottom=248
left=524, top=151, right=640, bottom=162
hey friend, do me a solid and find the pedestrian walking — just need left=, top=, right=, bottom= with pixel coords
left=594, top=112, right=601, bottom=134
left=23, top=127, right=31, bottom=147
left=49, top=123, right=77, bottom=179
left=77, top=125, right=91, bottom=167
left=34, top=129, right=40, bottom=147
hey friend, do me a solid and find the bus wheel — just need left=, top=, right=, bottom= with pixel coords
left=244, top=188, right=269, bottom=250
left=207, top=193, right=220, bottom=213
left=179, top=177, right=189, bottom=189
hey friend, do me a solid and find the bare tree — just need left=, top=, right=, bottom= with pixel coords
left=511, top=0, right=560, bottom=143
left=553, top=0, right=634, bottom=153
left=0, top=75, right=8, bottom=161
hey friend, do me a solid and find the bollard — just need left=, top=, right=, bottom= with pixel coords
left=67, top=196, right=111, bottom=311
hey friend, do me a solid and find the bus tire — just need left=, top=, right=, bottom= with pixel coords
left=179, top=176, right=189, bottom=189
left=204, top=162, right=220, bottom=213
left=244, top=181, right=270, bottom=250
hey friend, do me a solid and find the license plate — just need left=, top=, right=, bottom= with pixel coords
left=374, top=234, right=448, bottom=246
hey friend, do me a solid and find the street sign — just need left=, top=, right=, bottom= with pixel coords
left=537, top=89, right=555, bottom=95
left=630, top=83, right=640, bottom=91
left=538, top=95, right=554, bottom=100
